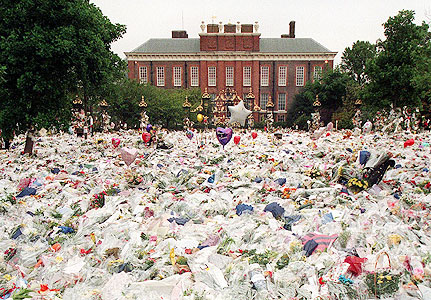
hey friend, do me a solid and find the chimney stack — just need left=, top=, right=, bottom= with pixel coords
left=207, top=24, right=219, bottom=33
left=224, top=24, right=236, bottom=33
left=289, top=21, right=295, bottom=38
left=172, top=30, right=188, bottom=38
left=241, top=24, right=253, bottom=33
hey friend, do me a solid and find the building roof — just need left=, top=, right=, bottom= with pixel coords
left=129, top=38, right=333, bottom=54
left=132, top=39, right=200, bottom=53
left=260, top=38, right=331, bottom=53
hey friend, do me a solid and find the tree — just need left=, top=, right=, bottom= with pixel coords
left=0, top=0, right=126, bottom=152
left=145, top=87, right=201, bottom=129
left=0, top=66, right=5, bottom=83
left=317, top=68, right=351, bottom=112
left=103, top=78, right=143, bottom=129
left=102, top=78, right=201, bottom=130
left=340, top=41, right=376, bottom=86
left=286, top=68, right=351, bottom=128
left=364, top=10, right=431, bottom=109
left=286, top=89, right=314, bottom=130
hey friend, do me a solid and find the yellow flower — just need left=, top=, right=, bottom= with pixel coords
left=386, top=275, right=392, bottom=280
left=3, top=274, right=12, bottom=281
left=379, top=275, right=384, bottom=279
left=377, top=280, right=383, bottom=284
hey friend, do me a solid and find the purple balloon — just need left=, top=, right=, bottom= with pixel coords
left=216, top=127, right=233, bottom=148
left=146, top=124, right=152, bottom=133
left=186, top=130, right=194, bottom=140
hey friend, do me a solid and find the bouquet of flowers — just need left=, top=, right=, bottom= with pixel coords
left=347, top=178, right=369, bottom=194
left=125, top=172, right=144, bottom=186
left=89, top=191, right=106, bottom=209
left=281, top=188, right=296, bottom=199
left=304, top=168, right=322, bottom=179
left=365, top=252, right=401, bottom=298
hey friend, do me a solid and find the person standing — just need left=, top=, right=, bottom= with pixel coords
left=88, top=113, right=94, bottom=136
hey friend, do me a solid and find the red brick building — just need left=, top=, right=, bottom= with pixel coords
left=125, top=22, right=336, bottom=123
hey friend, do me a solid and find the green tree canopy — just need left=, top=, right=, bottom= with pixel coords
left=102, top=79, right=201, bottom=130
left=286, top=68, right=351, bottom=128
left=0, top=0, right=126, bottom=144
left=340, top=41, right=376, bottom=86
left=365, top=10, right=431, bottom=108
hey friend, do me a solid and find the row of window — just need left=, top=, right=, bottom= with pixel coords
left=138, top=65, right=323, bottom=87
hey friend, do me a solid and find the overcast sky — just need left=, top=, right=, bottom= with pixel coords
left=91, top=0, right=430, bottom=64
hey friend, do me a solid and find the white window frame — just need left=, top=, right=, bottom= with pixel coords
left=190, top=66, right=199, bottom=87
left=156, top=67, right=165, bottom=86
left=296, top=66, right=304, bottom=87
left=226, top=66, right=234, bottom=86
left=261, top=66, right=269, bottom=86
left=173, top=66, right=182, bottom=87
left=243, top=66, right=251, bottom=86
left=278, top=93, right=286, bottom=111
left=260, top=93, right=269, bottom=110
left=313, top=66, right=322, bottom=81
left=278, top=115, right=285, bottom=122
left=208, top=66, right=216, bottom=87
left=139, top=66, right=147, bottom=84
left=278, top=66, right=287, bottom=86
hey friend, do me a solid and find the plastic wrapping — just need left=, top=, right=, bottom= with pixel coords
left=1, top=129, right=431, bottom=299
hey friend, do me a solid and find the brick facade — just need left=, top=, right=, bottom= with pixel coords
left=125, top=22, right=337, bottom=123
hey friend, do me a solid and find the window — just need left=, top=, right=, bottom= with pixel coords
left=191, top=66, right=199, bottom=86
left=156, top=67, right=165, bottom=86
left=314, top=66, right=322, bottom=81
left=208, top=67, right=216, bottom=86
left=173, top=67, right=182, bottom=87
left=226, top=67, right=234, bottom=86
left=296, top=66, right=304, bottom=86
left=139, top=67, right=147, bottom=84
left=260, top=93, right=269, bottom=110
left=278, top=66, right=287, bottom=86
left=243, top=67, right=251, bottom=86
left=261, top=66, right=269, bottom=86
left=278, top=93, right=286, bottom=111
left=278, top=115, right=285, bottom=122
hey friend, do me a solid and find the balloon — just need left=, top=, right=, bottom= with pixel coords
left=404, top=139, right=414, bottom=148
left=362, top=121, right=372, bottom=134
left=142, top=132, right=151, bottom=143
left=111, top=138, right=121, bottom=148
left=146, top=124, right=152, bottom=133
left=251, top=132, right=258, bottom=139
left=234, top=136, right=240, bottom=145
left=312, top=128, right=325, bottom=139
left=326, top=122, right=334, bottom=131
left=228, top=100, right=252, bottom=126
left=186, top=130, right=194, bottom=140
left=119, top=147, right=138, bottom=166
left=197, top=114, right=204, bottom=122
left=216, top=127, right=233, bottom=147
